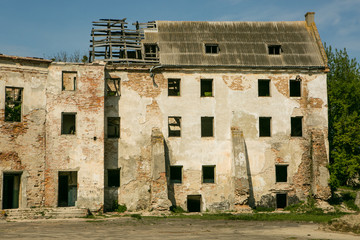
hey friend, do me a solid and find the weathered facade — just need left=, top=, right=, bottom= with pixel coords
left=1, top=12, right=330, bottom=212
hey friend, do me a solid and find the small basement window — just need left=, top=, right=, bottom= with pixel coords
left=201, top=79, right=213, bottom=97
left=168, top=116, right=181, bottom=137
left=106, top=78, right=120, bottom=96
left=187, top=195, right=201, bottom=212
left=61, top=113, right=76, bottom=135
left=5, top=87, right=23, bottom=122
left=276, top=193, right=287, bottom=208
left=144, top=44, right=158, bottom=59
left=168, top=78, right=180, bottom=96
left=201, top=117, right=214, bottom=137
left=202, top=165, right=215, bottom=183
left=205, top=44, right=219, bottom=54
left=291, top=117, right=303, bottom=137
left=290, top=79, right=301, bottom=97
left=107, top=117, right=120, bottom=138
left=108, top=169, right=120, bottom=187
left=258, top=79, right=270, bottom=97
left=170, top=166, right=182, bottom=184
left=276, top=165, right=288, bottom=182
left=268, top=45, right=281, bottom=55
left=259, top=117, right=271, bottom=137
left=62, top=72, right=76, bottom=91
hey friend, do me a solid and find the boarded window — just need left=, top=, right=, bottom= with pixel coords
left=106, top=78, right=120, bottom=96
left=291, top=117, right=302, bottom=137
left=276, top=165, right=288, bottom=182
left=62, top=72, right=76, bottom=91
left=201, top=117, right=214, bottom=137
left=61, top=113, right=76, bottom=135
left=201, top=79, right=213, bottom=97
left=258, top=79, right=270, bottom=97
left=290, top=79, right=301, bottom=97
left=144, top=44, right=158, bottom=59
left=5, top=87, right=22, bottom=122
left=108, top=117, right=120, bottom=138
left=268, top=45, right=281, bottom=55
left=170, top=166, right=182, bottom=184
left=168, top=116, right=181, bottom=137
left=108, top=169, right=120, bottom=187
left=205, top=44, right=219, bottom=54
left=168, top=78, right=180, bottom=96
left=276, top=193, right=287, bottom=208
left=58, top=171, right=77, bottom=207
left=202, top=166, right=215, bottom=183
left=259, top=117, right=271, bottom=137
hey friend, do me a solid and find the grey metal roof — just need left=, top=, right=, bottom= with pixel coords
left=154, top=21, right=326, bottom=68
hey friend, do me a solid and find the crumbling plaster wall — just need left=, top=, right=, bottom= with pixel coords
left=0, top=59, right=49, bottom=209
left=45, top=63, right=105, bottom=210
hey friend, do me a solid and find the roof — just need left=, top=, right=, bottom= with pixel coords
left=155, top=20, right=327, bottom=68
left=0, top=54, right=52, bottom=63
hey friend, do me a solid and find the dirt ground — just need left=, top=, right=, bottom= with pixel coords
left=0, top=217, right=359, bottom=240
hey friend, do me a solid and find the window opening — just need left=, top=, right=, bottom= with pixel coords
left=201, top=79, right=213, bottom=97
left=276, top=165, right=288, bottom=182
left=268, top=45, right=281, bottom=55
left=2, top=173, right=21, bottom=209
left=170, top=166, right=182, bottom=184
left=5, top=87, right=22, bottom=122
left=187, top=195, right=201, bottom=212
left=61, top=113, right=76, bottom=135
left=258, top=79, right=270, bottom=97
left=107, top=117, right=120, bottom=138
left=202, top=165, right=215, bottom=183
left=291, top=117, right=302, bottom=137
left=58, top=171, right=77, bottom=207
left=108, top=169, right=120, bottom=187
left=201, top=117, right=214, bottom=137
left=290, top=79, right=301, bottom=97
left=106, top=78, right=120, bottom=96
left=259, top=117, right=271, bottom=137
left=168, top=79, right=180, bottom=96
left=205, top=44, right=219, bottom=54
left=144, top=44, right=158, bottom=60
left=276, top=193, right=287, bottom=208
left=62, top=72, right=76, bottom=91
left=168, top=116, right=181, bottom=137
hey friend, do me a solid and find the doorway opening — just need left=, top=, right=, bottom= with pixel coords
left=58, top=171, right=77, bottom=207
left=2, top=172, right=22, bottom=209
left=276, top=193, right=287, bottom=209
left=187, top=195, right=201, bottom=212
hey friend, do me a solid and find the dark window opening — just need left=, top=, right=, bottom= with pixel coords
left=276, top=193, right=287, bottom=208
left=168, top=116, right=181, bottom=137
left=258, top=79, right=270, bottom=97
left=201, top=79, right=213, bottom=97
left=106, top=78, right=120, bottom=96
left=202, top=165, right=215, bottom=183
left=276, top=165, right=288, bottom=182
left=119, top=50, right=142, bottom=60
left=2, top=173, right=21, bottom=209
left=205, top=44, right=219, bottom=54
left=108, top=169, right=120, bottom=187
left=201, top=117, right=214, bottom=137
left=144, top=44, right=158, bottom=59
left=268, top=45, right=281, bottom=55
left=290, top=79, right=301, bottom=97
left=259, top=117, right=271, bottom=137
left=5, top=87, right=22, bottom=122
left=168, top=79, right=180, bottom=96
left=291, top=117, right=303, bottom=137
left=170, top=166, right=182, bottom=184
left=108, top=117, right=120, bottom=138
left=187, top=195, right=201, bottom=212
left=62, top=72, right=76, bottom=91
left=61, top=113, right=76, bottom=135
left=58, top=171, right=77, bottom=207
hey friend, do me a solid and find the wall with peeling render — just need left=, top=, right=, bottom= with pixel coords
left=104, top=68, right=330, bottom=211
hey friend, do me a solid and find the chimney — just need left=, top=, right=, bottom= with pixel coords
left=305, top=12, right=315, bottom=26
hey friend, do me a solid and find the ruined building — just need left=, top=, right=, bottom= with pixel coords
left=0, top=12, right=330, bottom=212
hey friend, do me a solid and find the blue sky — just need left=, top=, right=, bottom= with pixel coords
left=1, top=0, right=360, bottom=61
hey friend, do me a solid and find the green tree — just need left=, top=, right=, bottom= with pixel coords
left=326, top=45, right=360, bottom=188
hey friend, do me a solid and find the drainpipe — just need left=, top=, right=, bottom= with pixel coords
left=149, top=65, right=163, bottom=87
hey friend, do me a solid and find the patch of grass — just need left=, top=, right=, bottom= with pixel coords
left=111, top=201, right=127, bottom=213
left=86, top=220, right=105, bottom=223
left=170, top=205, right=186, bottom=214
left=131, top=214, right=142, bottom=220
left=341, top=192, right=360, bottom=211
